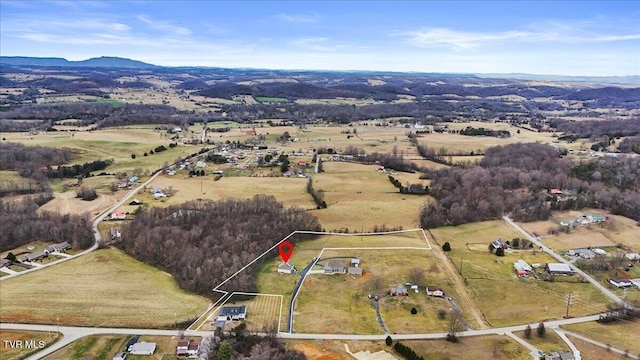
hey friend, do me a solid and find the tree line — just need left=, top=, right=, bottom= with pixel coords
left=420, top=143, right=640, bottom=228
left=120, top=195, right=321, bottom=298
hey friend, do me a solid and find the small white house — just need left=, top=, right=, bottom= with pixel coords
left=277, top=261, right=295, bottom=274
left=130, top=342, right=156, bottom=355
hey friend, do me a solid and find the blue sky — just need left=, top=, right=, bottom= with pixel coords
left=1, top=1, right=639, bottom=76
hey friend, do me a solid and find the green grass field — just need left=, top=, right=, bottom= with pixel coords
left=0, top=248, right=210, bottom=328
left=86, top=98, right=126, bottom=108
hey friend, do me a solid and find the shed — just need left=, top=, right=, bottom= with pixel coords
left=347, top=267, right=363, bottom=276
left=112, top=352, right=127, bottom=360
left=514, top=259, right=532, bottom=272
left=130, top=342, right=156, bottom=355
left=545, top=263, right=573, bottom=275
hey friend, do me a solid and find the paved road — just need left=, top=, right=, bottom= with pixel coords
left=0, top=172, right=162, bottom=282
left=288, top=257, right=320, bottom=333
left=1, top=314, right=604, bottom=359
left=502, top=216, right=623, bottom=305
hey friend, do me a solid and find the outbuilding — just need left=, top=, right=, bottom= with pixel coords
left=129, top=342, right=156, bottom=355
left=545, top=263, right=573, bottom=275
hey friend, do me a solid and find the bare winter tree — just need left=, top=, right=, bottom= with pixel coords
left=447, top=308, right=466, bottom=342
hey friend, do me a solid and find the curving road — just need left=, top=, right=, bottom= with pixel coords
left=0, top=172, right=163, bottom=282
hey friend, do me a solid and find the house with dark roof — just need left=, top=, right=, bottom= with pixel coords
left=187, top=342, right=199, bottom=357
left=608, top=278, right=634, bottom=289
left=426, top=287, right=444, bottom=297
left=217, top=305, right=247, bottom=321
left=46, top=242, right=70, bottom=253
left=20, top=250, right=48, bottom=262
left=390, top=285, right=408, bottom=296
left=176, top=340, right=190, bottom=356
left=324, top=260, right=346, bottom=274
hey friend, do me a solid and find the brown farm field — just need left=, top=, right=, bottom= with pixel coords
left=138, top=173, right=316, bottom=210
left=0, top=248, right=210, bottom=328
left=0, top=330, right=61, bottom=360
left=431, top=220, right=612, bottom=327
left=309, top=161, right=431, bottom=231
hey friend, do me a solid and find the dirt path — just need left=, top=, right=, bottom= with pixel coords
left=432, top=245, right=490, bottom=330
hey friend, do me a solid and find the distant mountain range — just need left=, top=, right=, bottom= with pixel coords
left=1, top=56, right=638, bottom=84
left=0, top=56, right=157, bottom=69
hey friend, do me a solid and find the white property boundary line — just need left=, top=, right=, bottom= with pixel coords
left=192, top=228, right=432, bottom=333
left=190, top=292, right=284, bottom=332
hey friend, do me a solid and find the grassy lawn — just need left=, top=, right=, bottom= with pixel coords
left=0, top=330, right=61, bottom=360
left=431, top=220, right=612, bottom=327
left=248, top=231, right=434, bottom=334
left=562, top=320, right=640, bottom=354
left=0, top=248, right=210, bottom=328
left=294, top=248, right=455, bottom=335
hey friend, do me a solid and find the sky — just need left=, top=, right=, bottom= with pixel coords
left=1, top=1, right=639, bottom=76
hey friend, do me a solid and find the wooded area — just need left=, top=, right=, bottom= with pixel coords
left=0, top=194, right=94, bottom=252
left=420, top=143, right=640, bottom=228
left=121, top=195, right=321, bottom=298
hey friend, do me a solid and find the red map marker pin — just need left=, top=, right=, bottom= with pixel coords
left=278, top=241, right=293, bottom=263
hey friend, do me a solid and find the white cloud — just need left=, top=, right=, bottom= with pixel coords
left=396, top=23, right=640, bottom=50
left=276, top=13, right=318, bottom=24
left=137, top=15, right=191, bottom=36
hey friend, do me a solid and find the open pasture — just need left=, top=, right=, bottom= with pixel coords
left=293, top=247, right=467, bottom=335
left=0, top=248, right=209, bottom=328
left=431, top=220, right=611, bottom=327
left=310, top=161, right=431, bottom=231
left=139, top=174, right=315, bottom=210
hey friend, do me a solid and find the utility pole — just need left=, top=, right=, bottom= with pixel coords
left=565, top=293, right=572, bottom=318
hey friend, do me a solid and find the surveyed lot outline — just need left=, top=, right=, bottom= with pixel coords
left=189, top=229, right=432, bottom=332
